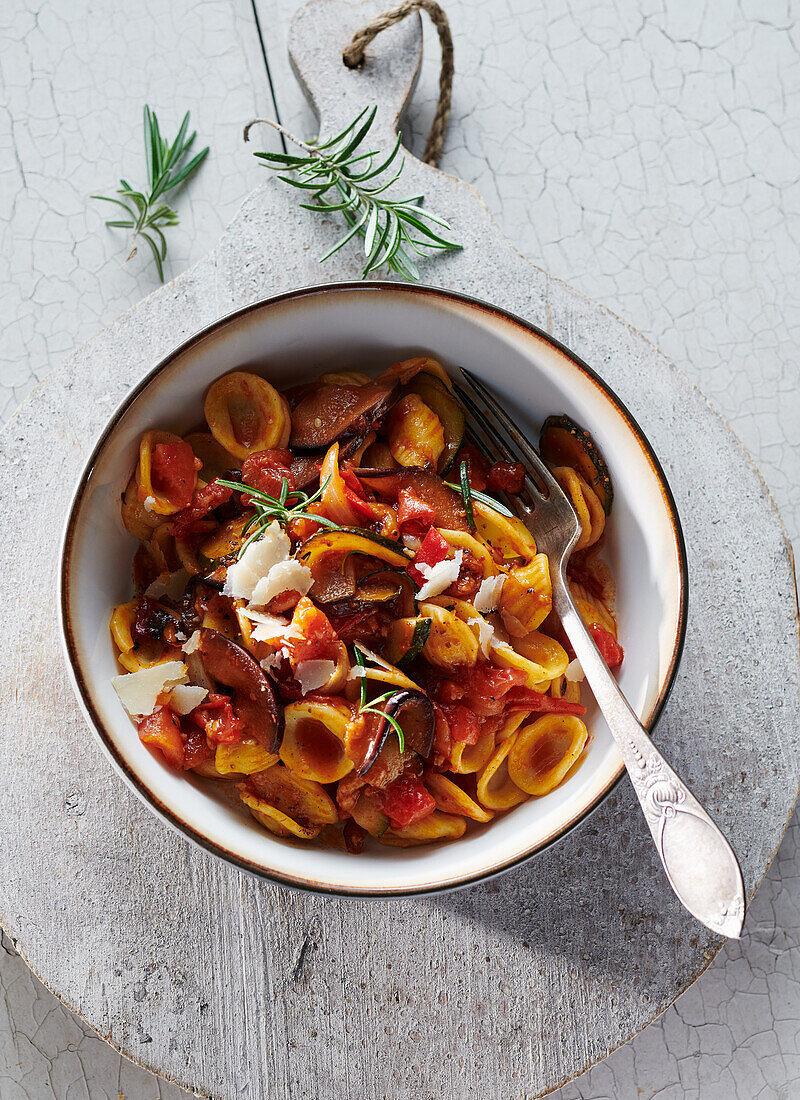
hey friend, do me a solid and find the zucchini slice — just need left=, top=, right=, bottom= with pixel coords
left=539, top=415, right=613, bottom=514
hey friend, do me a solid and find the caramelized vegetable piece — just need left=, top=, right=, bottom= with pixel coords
left=290, top=377, right=399, bottom=451
left=204, top=371, right=291, bottom=460
left=137, top=430, right=199, bottom=516
left=403, top=375, right=465, bottom=473
left=507, top=714, right=588, bottom=795
left=183, top=432, right=240, bottom=482
left=357, top=689, right=435, bottom=776
left=197, top=629, right=283, bottom=751
left=539, top=414, right=613, bottom=514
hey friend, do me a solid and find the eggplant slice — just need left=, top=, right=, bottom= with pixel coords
left=197, top=628, right=283, bottom=752
left=290, top=379, right=399, bottom=451
left=358, top=689, right=435, bottom=776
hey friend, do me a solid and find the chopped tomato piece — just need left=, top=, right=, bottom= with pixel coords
left=172, top=481, right=233, bottom=538
left=242, top=449, right=295, bottom=500
left=138, top=707, right=185, bottom=769
left=340, top=468, right=369, bottom=497
left=150, top=442, right=200, bottom=509
left=377, top=774, right=436, bottom=828
left=131, top=597, right=176, bottom=646
left=504, top=689, right=587, bottom=716
left=190, top=693, right=243, bottom=745
left=454, top=444, right=488, bottom=491
left=589, top=624, right=624, bottom=668
left=397, top=487, right=436, bottom=536
left=487, top=460, right=526, bottom=495
left=463, top=665, right=529, bottom=717
left=288, top=596, right=339, bottom=664
left=182, top=724, right=213, bottom=770
left=407, top=526, right=449, bottom=585
left=440, top=703, right=481, bottom=744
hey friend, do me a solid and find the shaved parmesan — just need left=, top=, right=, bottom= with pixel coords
left=295, top=659, right=336, bottom=694
left=112, top=661, right=188, bottom=718
left=250, top=558, right=313, bottom=609
left=415, top=550, right=463, bottom=600
left=348, top=665, right=368, bottom=679
left=402, top=533, right=422, bottom=551
left=565, top=659, right=585, bottom=682
left=468, top=616, right=495, bottom=657
left=168, top=684, right=208, bottom=714
left=223, top=522, right=291, bottom=600
left=259, top=652, right=284, bottom=673
left=182, top=630, right=202, bottom=654
left=473, top=574, right=506, bottom=613
left=143, top=495, right=157, bottom=513
left=241, top=607, right=295, bottom=644
left=146, top=568, right=189, bottom=600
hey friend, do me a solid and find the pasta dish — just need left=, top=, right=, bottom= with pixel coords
left=110, top=358, right=621, bottom=850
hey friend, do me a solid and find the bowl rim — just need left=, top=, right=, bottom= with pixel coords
left=59, top=280, right=689, bottom=897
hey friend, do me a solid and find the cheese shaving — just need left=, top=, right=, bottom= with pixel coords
left=473, top=574, right=506, bottom=613
left=112, top=661, right=188, bottom=718
left=468, top=616, right=495, bottom=657
left=347, top=665, right=368, bottom=679
left=182, top=630, right=202, bottom=654
left=565, top=659, right=585, bottom=682
left=250, top=558, right=313, bottom=609
left=415, top=550, right=463, bottom=600
left=259, top=652, right=283, bottom=673
left=223, top=522, right=291, bottom=600
left=143, top=495, right=157, bottom=513
left=145, top=568, right=190, bottom=601
left=295, top=659, right=336, bottom=694
left=168, top=684, right=208, bottom=714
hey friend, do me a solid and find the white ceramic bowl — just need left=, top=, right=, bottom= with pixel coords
left=60, top=283, right=687, bottom=895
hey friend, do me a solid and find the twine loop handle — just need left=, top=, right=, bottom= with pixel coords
left=342, top=0, right=453, bottom=166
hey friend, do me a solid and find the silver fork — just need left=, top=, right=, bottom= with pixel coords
left=453, top=366, right=746, bottom=938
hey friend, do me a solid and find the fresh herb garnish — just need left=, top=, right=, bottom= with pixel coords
left=92, top=106, right=209, bottom=282
left=445, top=479, right=514, bottom=518
left=244, top=106, right=461, bottom=281
left=216, top=475, right=341, bottom=557
left=459, top=460, right=476, bottom=530
left=353, top=645, right=405, bottom=751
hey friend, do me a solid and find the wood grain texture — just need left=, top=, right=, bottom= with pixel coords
left=1, top=1, right=799, bottom=1098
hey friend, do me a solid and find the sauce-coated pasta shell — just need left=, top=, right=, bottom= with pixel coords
left=110, top=600, right=137, bottom=654
left=136, top=430, right=192, bottom=516
left=387, top=394, right=445, bottom=468
left=550, top=466, right=605, bottom=549
left=418, top=602, right=480, bottom=671
left=473, top=501, right=538, bottom=562
left=513, top=630, right=569, bottom=680
left=507, top=714, right=588, bottom=796
left=450, top=727, right=496, bottom=774
left=438, top=529, right=499, bottom=575
left=551, top=674, right=582, bottom=705
left=499, top=554, right=552, bottom=634
left=380, top=811, right=466, bottom=846
left=215, top=742, right=278, bottom=776
left=426, top=773, right=494, bottom=823
left=570, top=579, right=617, bottom=636
left=279, top=699, right=355, bottom=783
left=204, top=371, right=291, bottom=459
left=238, top=765, right=338, bottom=839
left=116, top=642, right=171, bottom=674
left=183, top=431, right=240, bottom=482
left=121, top=474, right=162, bottom=541
left=476, top=724, right=529, bottom=810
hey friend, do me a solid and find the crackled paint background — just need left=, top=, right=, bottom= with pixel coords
left=1, top=0, right=798, bottom=1097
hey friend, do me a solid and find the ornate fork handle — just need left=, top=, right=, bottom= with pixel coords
left=553, top=580, right=746, bottom=937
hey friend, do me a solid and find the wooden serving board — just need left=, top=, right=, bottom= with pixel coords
left=1, top=2, right=797, bottom=1097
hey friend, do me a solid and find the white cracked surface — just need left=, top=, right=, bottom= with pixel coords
left=1, top=0, right=798, bottom=1097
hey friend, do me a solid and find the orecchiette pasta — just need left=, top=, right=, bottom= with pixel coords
left=110, top=359, right=621, bottom=852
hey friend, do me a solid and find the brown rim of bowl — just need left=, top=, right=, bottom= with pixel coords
left=59, top=280, right=689, bottom=897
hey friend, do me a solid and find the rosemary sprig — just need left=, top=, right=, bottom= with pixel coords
left=459, top=460, right=476, bottom=530
left=445, top=478, right=515, bottom=518
left=353, top=645, right=405, bottom=751
left=245, top=106, right=461, bottom=281
left=92, top=106, right=209, bottom=282
left=216, top=475, right=341, bottom=557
